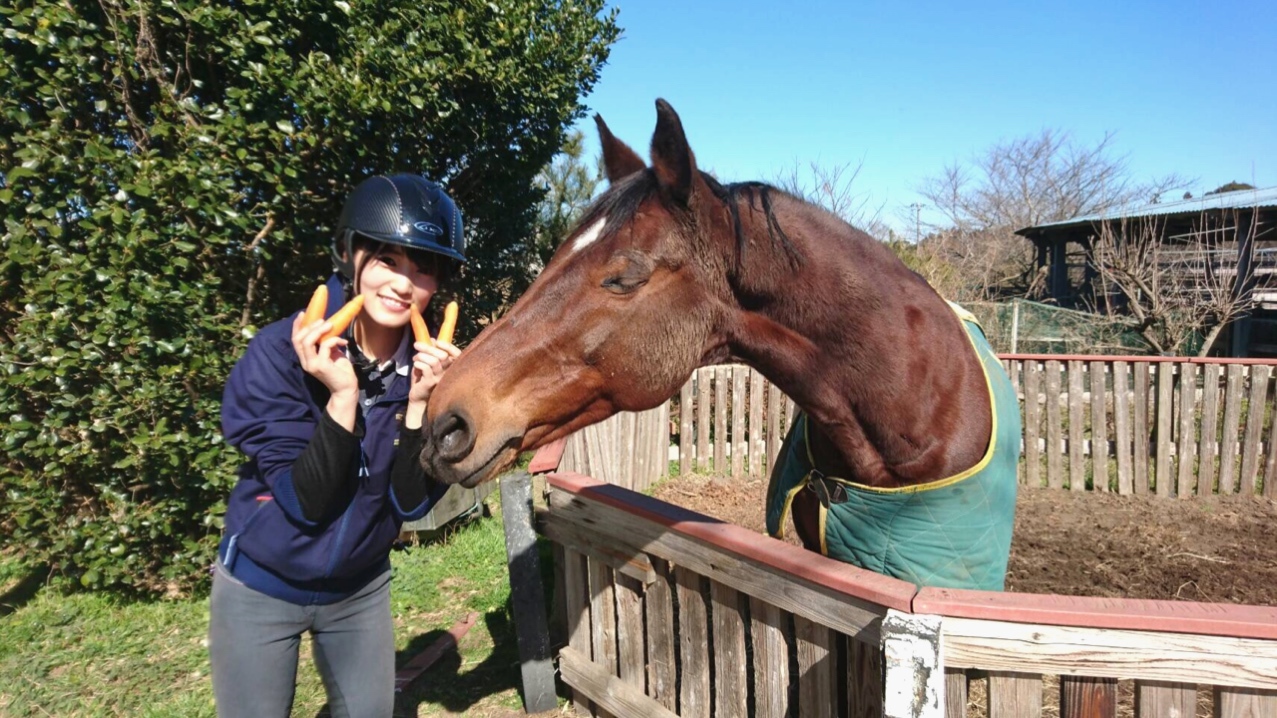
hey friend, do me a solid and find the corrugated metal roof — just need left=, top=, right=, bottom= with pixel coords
left=1018, top=185, right=1277, bottom=235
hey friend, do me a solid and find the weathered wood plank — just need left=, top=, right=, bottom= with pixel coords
left=675, top=566, right=710, bottom=718
left=1133, top=362, right=1151, bottom=494
left=680, top=379, right=693, bottom=476
left=588, top=560, right=618, bottom=677
left=614, top=573, right=646, bottom=689
left=697, top=368, right=711, bottom=473
left=1239, top=365, right=1270, bottom=495
left=749, top=597, right=791, bottom=718
left=942, top=616, right=1277, bottom=690
left=795, top=615, right=836, bottom=718
left=1134, top=680, right=1195, bottom=718
left=1155, top=362, right=1175, bottom=497
left=750, top=368, right=765, bottom=477
left=714, top=367, right=728, bottom=476
left=540, top=512, right=656, bottom=585
left=767, top=382, right=784, bottom=474
left=1024, top=360, right=1043, bottom=488
left=1176, top=362, right=1198, bottom=498
left=944, top=669, right=967, bottom=718
left=1091, top=360, right=1109, bottom=491
left=1219, top=364, right=1245, bottom=494
left=1214, top=686, right=1277, bottom=718
left=563, top=548, right=593, bottom=715
left=1113, top=361, right=1133, bottom=494
left=1059, top=675, right=1116, bottom=718
left=847, top=636, right=883, bottom=718
left=1069, top=360, right=1086, bottom=491
left=987, top=671, right=1042, bottom=718
left=731, top=366, right=746, bottom=479
left=711, top=580, right=748, bottom=718
left=547, top=490, right=893, bottom=641
left=1046, top=360, right=1064, bottom=489
left=645, top=558, right=677, bottom=711
left=558, top=646, right=680, bottom=718
left=1199, top=363, right=1223, bottom=495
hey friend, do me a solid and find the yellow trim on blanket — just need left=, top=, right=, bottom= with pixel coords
left=801, top=301, right=999, bottom=495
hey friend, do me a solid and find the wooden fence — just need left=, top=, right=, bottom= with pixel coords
left=567, top=355, right=1277, bottom=498
left=533, top=469, right=1277, bottom=718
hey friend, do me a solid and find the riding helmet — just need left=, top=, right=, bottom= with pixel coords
left=330, top=174, right=466, bottom=278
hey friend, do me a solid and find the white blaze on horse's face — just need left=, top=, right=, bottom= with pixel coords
left=569, top=217, right=607, bottom=254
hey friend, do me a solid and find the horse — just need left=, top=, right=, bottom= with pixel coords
left=420, top=99, right=1020, bottom=590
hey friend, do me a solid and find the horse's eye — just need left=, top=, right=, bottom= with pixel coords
left=601, top=275, right=647, bottom=295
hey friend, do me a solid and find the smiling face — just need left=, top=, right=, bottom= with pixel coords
left=419, top=100, right=732, bottom=487
left=350, top=241, right=441, bottom=352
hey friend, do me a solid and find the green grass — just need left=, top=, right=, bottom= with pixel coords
left=0, top=494, right=550, bottom=717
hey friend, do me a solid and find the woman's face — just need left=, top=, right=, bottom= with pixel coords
left=352, top=244, right=440, bottom=330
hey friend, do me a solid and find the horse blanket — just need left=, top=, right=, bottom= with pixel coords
left=765, top=303, right=1020, bottom=591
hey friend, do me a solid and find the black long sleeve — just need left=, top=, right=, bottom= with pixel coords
left=390, top=424, right=434, bottom=510
left=293, top=411, right=363, bottom=522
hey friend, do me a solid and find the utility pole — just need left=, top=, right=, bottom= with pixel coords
left=909, top=203, right=924, bottom=243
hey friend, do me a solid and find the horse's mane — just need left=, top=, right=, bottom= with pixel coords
left=574, top=170, right=804, bottom=271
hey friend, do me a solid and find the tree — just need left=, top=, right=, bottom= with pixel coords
left=773, top=159, right=890, bottom=240
left=1089, top=212, right=1260, bottom=356
left=1207, top=181, right=1257, bottom=195
left=533, top=130, right=603, bottom=268
left=916, top=129, right=1188, bottom=301
left=0, top=0, right=619, bottom=593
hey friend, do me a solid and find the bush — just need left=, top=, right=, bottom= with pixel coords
left=0, top=0, right=618, bottom=593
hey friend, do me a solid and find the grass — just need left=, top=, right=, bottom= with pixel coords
left=0, top=492, right=555, bottom=717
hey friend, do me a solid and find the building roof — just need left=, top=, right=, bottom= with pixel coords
left=1017, top=185, right=1277, bottom=238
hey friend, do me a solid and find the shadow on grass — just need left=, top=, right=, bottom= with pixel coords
left=391, top=595, right=548, bottom=717
left=0, top=564, right=48, bottom=616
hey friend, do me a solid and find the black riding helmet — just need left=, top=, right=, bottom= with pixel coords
left=330, top=174, right=466, bottom=279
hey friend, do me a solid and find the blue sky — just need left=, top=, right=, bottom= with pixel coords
left=571, top=0, right=1277, bottom=233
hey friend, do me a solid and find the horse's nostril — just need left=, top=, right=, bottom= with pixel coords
left=432, top=410, right=474, bottom=462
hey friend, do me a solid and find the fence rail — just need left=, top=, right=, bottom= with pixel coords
left=538, top=471, right=1277, bottom=718
left=568, top=354, right=1277, bottom=498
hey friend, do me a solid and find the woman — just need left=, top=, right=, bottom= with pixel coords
left=209, top=174, right=465, bottom=717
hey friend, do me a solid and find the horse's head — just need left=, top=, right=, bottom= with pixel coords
left=420, top=99, right=737, bottom=487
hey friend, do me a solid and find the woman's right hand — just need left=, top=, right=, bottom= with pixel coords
left=291, top=312, right=358, bottom=401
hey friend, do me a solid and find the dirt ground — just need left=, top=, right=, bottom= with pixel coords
left=651, top=474, right=1277, bottom=606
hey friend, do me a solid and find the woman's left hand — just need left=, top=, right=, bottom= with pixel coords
left=405, top=340, right=461, bottom=425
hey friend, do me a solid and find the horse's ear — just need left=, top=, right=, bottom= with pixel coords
left=649, top=98, right=697, bottom=206
left=595, top=114, right=646, bottom=183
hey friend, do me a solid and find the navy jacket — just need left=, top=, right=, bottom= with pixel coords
left=218, top=274, right=446, bottom=604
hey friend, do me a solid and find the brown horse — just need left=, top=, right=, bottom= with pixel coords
left=421, top=99, right=1019, bottom=589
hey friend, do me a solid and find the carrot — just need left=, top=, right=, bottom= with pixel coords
left=319, top=295, right=365, bottom=342
left=409, top=304, right=432, bottom=346
left=435, top=301, right=459, bottom=345
left=302, top=284, right=328, bottom=327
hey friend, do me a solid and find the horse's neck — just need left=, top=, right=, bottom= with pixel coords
left=725, top=198, right=991, bottom=487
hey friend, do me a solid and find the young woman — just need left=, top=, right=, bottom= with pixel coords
left=208, top=174, right=465, bottom=718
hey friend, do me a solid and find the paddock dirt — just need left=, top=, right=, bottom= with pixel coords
left=650, top=474, right=1277, bottom=606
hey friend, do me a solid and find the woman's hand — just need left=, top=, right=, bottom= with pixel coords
left=404, top=340, right=461, bottom=429
left=291, top=312, right=359, bottom=430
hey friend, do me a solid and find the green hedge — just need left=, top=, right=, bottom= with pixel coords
left=0, top=0, right=618, bottom=593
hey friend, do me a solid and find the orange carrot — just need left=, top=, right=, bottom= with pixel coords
left=319, top=295, right=364, bottom=342
left=409, top=304, right=432, bottom=346
left=302, top=284, right=328, bottom=327
left=435, top=301, right=459, bottom=345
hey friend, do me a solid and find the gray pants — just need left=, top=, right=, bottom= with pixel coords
left=208, top=560, right=395, bottom=718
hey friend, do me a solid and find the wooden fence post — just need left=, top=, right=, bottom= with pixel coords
left=500, top=471, right=558, bottom=713
left=882, top=610, right=943, bottom=718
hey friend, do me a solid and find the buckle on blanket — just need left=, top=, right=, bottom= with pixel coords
left=806, top=470, right=846, bottom=508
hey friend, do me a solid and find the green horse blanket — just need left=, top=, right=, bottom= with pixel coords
left=765, top=303, right=1020, bottom=591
